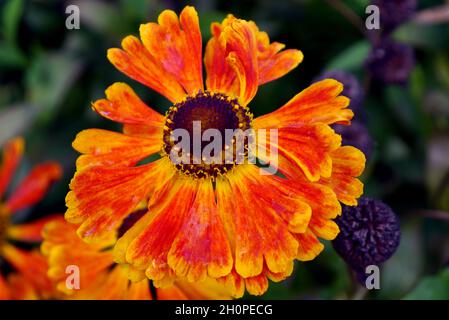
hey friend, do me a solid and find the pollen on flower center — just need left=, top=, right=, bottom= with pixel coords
left=162, top=91, right=253, bottom=179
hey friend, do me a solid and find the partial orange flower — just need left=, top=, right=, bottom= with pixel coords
left=66, top=6, right=365, bottom=297
left=41, top=216, right=231, bottom=300
left=0, top=137, right=62, bottom=300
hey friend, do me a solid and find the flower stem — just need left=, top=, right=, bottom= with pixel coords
left=325, top=0, right=365, bottom=34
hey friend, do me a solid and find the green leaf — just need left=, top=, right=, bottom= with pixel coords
left=379, top=222, right=423, bottom=298
left=25, top=52, right=83, bottom=123
left=404, top=268, right=449, bottom=300
left=119, top=0, right=151, bottom=21
left=325, top=40, right=370, bottom=71
left=434, top=54, right=449, bottom=89
left=74, top=0, right=128, bottom=36
left=0, top=42, right=27, bottom=68
left=2, top=0, right=24, bottom=44
left=427, top=135, right=449, bottom=210
left=394, top=22, right=446, bottom=49
left=199, top=11, right=226, bottom=40
left=0, top=104, right=35, bottom=145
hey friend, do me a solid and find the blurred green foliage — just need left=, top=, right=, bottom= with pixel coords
left=1, top=0, right=449, bottom=300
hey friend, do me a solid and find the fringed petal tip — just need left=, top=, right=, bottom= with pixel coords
left=107, top=6, right=203, bottom=103
left=206, top=14, right=304, bottom=107
left=254, top=78, right=353, bottom=130
left=91, top=82, right=164, bottom=126
left=65, top=158, right=173, bottom=243
left=71, top=129, right=162, bottom=171
left=206, top=14, right=304, bottom=101
left=319, top=146, right=366, bottom=207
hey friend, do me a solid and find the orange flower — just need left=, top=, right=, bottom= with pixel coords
left=0, top=137, right=62, bottom=300
left=41, top=217, right=231, bottom=300
left=66, top=7, right=365, bottom=297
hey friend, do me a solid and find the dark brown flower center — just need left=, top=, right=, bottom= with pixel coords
left=163, top=91, right=253, bottom=179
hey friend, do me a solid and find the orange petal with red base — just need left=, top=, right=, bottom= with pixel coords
left=250, top=21, right=303, bottom=85
left=157, top=286, right=188, bottom=300
left=295, top=229, right=325, bottom=261
left=224, top=166, right=299, bottom=277
left=241, top=167, right=312, bottom=234
left=257, top=124, right=341, bottom=182
left=320, top=146, right=366, bottom=206
left=6, top=274, right=40, bottom=300
left=216, top=269, right=245, bottom=298
left=107, top=36, right=186, bottom=103
left=173, top=279, right=232, bottom=300
left=2, top=245, right=53, bottom=293
left=42, top=219, right=116, bottom=296
left=205, top=15, right=303, bottom=95
left=7, top=214, right=63, bottom=243
left=309, top=215, right=340, bottom=241
left=205, top=41, right=236, bottom=97
left=168, top=179, right=233, bottom=282
left=126, top=280, right=153, bottom=300
left=245, top=274, right=269, bottom=296
left=253, top=79, right=352, bottom=129
left=0, top=137, right=24, bottom=199
left=123, top=123, right=163, bottom=139
left=66, top=158, right=173, bottom=243
left=140, top=6, right=203, bottom=94
left=98, top=267, right=136, bottom=300
left=6, top=162, right=62, bottom=213
left=219, top=20, right=259, bottom=106
left=92, top=82, right=164, bottom=126
left=0, top=274, right=11, bottom=300
left=41, top=218, right=106, bottom=256
left=293, top=179, right=342, bottom=221
left=123, top=177, right=197, bottom=282
left=205, top=16, right=259, bottom=106
left=73, top=129, right=161, bottom=170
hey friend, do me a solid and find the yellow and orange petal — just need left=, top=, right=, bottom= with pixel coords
left=167, top=179, right=233, bottom=282
left=0, top=137, right=63, bottom=300
left=253, top=79, right=353, bottom=129
left=0, top=274, right=11, bottom=300
left=0, top=273, right=43, bottom=300
left=7, top=214, right=64, bottom=243
left=139, top=6, right=203, bottom=95
left=42, top=218, right=231, bottom=300
left=108, top=6, right=203, bottom=103
left=319, top=146, right=366, bottom=206
left=217, top=19, right=259, bottom=106
left=205, top=14, right=303, bottom=100
left=5, top=274, right=44, bottom=300
left=2, top=245, right=54, bottom=298
left=65, top=157, right=173, bottom=244
left=92, top=82, right=165, bottom=134
left=72, top=129, right=161, bottom=170
left=256, top=123, right=342, bottom=182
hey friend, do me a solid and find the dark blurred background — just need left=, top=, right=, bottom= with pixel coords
left=1, top=0, right=449, bottom=299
